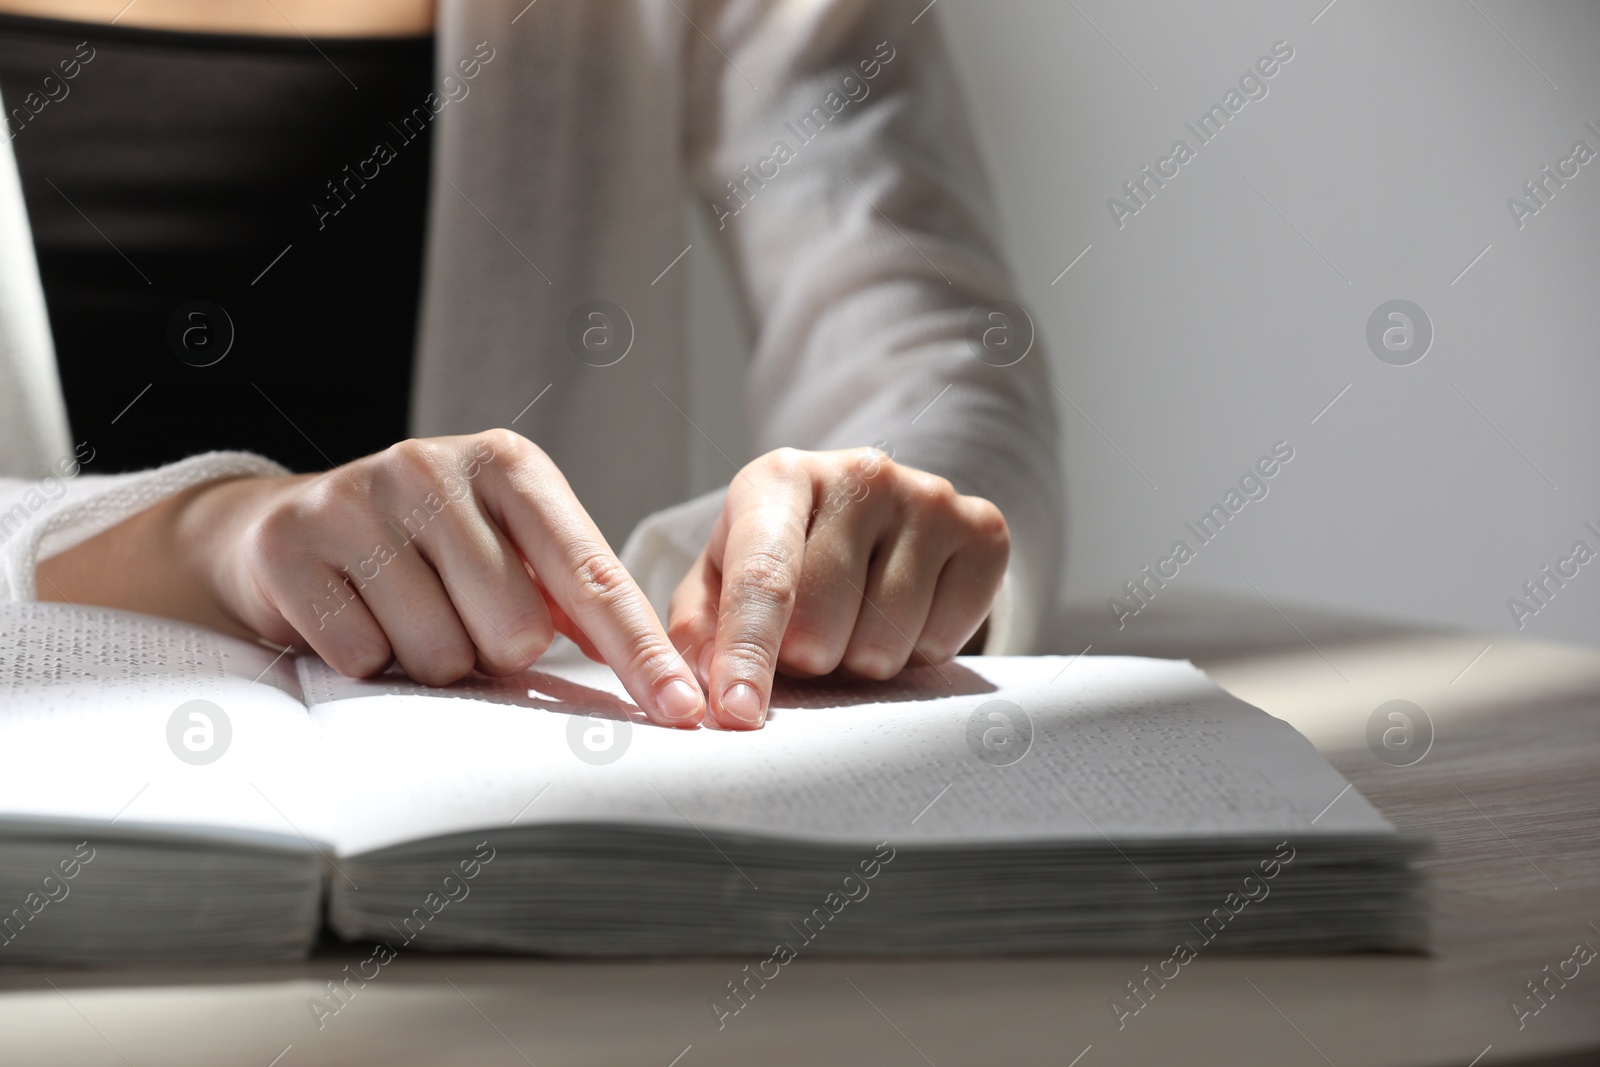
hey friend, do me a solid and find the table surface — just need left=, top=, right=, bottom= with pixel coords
left=2, top=591, right=1596, bottom=1067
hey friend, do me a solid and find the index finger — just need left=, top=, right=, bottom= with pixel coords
left=704, top=463, right=812, bottom=729
left=478, top=434, right=706, bottom=728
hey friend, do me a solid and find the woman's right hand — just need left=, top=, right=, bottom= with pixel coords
left=47, top=430, right=708, bottom=728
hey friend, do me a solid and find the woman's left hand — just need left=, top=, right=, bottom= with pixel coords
left=667, top=447, right=1010, bottom=730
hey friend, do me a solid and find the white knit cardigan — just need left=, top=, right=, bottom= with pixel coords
left=0, top=0, right=1062, bottom=653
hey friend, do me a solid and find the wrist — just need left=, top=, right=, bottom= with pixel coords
left=176, top=473, right=309, bottom=637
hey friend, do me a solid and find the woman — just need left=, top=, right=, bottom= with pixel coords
left=0, top=0, right=1061, bottom=730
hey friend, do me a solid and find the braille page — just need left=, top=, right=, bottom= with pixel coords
left=0, top=602, right=326, bottom=845
left=298, top=653, right=1394, bottom=857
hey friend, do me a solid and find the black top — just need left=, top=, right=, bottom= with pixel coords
left=0, top=14, right=434, bottom=473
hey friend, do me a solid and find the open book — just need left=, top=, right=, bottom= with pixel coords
left=0, top=601, right=1426, bottom=964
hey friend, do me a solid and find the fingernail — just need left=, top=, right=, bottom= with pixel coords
left=720, top=682, right=765, bottom=728
left=654, top=678, right=704, bottom=725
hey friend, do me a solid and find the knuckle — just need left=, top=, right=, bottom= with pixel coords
left=927, top=475, right=959, bottom=506
left=476, top=427, right=536, bottom=467
left=631, top=643, right=687, bottom=685
left=853, top=445, right=886, bottom=471
left=569, top=548, right=636, bottom=604
left=376, top=438, right=448, bottom=492
left=860, top=445, right=892, bottom=477
left=966, top=498, right=1012, bottom=554
left=249, top=498, right=322, bottom=568
left=607, top=628, right=688, bottom=691
left=247, top=505, right=295, bottom=558
left=498, top=441, right=558, bottom=498
left=563, top=549, right=686, bottom=679
left=391, top=437, right=445, bottom=471
left=729, top=547, right=798, bottom=610
left=477, top=427, right=522, bottom=453
left=719, top=636, right=782, bottom=682
left=754, top=446, right=806, bottom=482
left=901, top=470, right=956, bottom=509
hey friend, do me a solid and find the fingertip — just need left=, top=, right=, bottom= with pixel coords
left=342, top=649, right=393, bottom=679
left=476, top=625, right=552, bottom=678
left=715, top=681, right=766, bottom=730
left=321, top=637, right=392, bottom=680
left=652, top=676, right=706, bottom=728
left=776, top=630, right=842, bottom=678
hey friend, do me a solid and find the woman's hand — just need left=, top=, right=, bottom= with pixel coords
left=43, top=430, right=708, bottom=728
left=667, top=447, right=1010, bottom=730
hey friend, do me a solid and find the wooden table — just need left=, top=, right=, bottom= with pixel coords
left=3, top=592, right=1596, bottom=1066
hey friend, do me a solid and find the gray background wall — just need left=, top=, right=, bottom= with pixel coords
left=683, top=0, right=1600, bottom=648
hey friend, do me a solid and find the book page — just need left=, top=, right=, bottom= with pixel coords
left=298, top=652, right=1394, bottom=856
left=0, top=602, right=326, bottom=847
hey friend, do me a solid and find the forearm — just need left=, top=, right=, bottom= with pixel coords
left=35, top=476, right=270, bottom=639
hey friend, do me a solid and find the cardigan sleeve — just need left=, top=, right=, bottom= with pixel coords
left=0, top=452, right=290, bottom=602
left=677, top=0, right=1064, bottom=651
